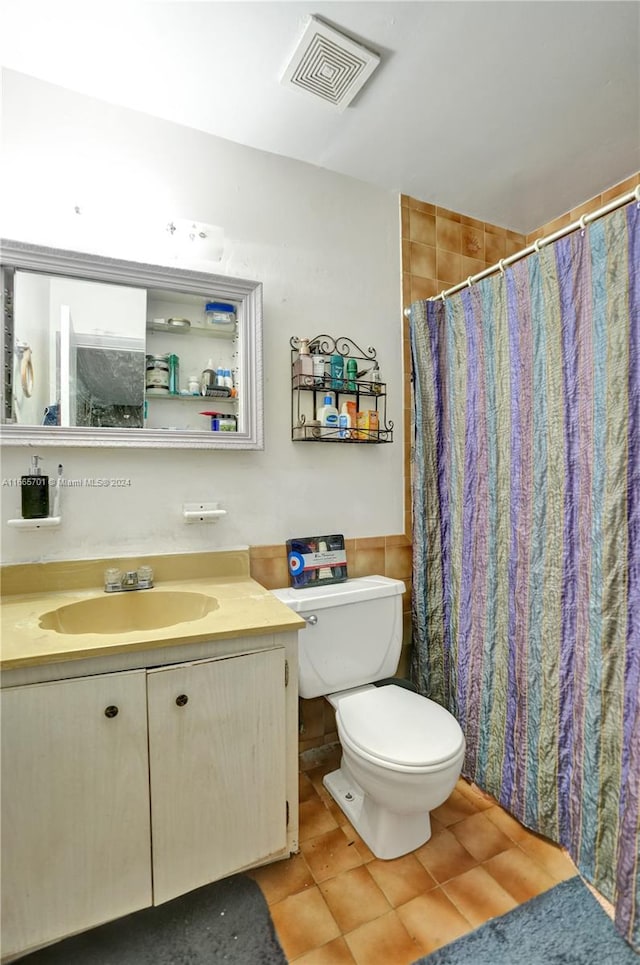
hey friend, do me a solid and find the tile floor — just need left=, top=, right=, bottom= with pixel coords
left=249, top=751, right=580, bottom=964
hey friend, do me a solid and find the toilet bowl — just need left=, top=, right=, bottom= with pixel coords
left=271, top=576, right=465, bottom=859
left=325, top=683, right=464, bottom=858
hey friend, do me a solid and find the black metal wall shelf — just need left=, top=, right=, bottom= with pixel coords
left=290, top=335, right=393, bottom=444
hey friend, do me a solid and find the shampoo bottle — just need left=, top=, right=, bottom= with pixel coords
left=317, top=395, right=339, bottom=435
left=21, top=455, right=49, bottom=519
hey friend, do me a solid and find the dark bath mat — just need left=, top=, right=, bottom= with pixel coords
left=412, top=875, right=638, bottom=964
left=19, top=874, right=287, bottom=965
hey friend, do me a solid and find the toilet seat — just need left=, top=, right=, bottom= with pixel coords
left=335, top=685, right=464, bottom=771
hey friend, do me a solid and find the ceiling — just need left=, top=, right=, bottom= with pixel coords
left=1, top=1, right=639, bottom=233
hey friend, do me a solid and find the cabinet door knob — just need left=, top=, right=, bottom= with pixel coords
left=175, top=694, right=189, bottom=707
left=104, top=705, right=119, bottom=718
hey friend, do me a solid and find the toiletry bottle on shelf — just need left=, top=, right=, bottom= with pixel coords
left=21, top=455, right=49, bottom=519
left=370, top=363, right=382, bottom=395
left=294, top=338, right=314, bottom=387
left=317, top=394, right=339, bottom=435
left=168, top=354, right=180, bottom=394
left=312, top=353, right=326, bottom=387
left=330, top=354, right=344, bottom=390
left=346, top=358, right=358, bottom=391
left=339, top=402, right=351, bottom=439
left=202, top=360, right=216, bottom=395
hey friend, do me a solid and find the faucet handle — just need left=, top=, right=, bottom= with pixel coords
left=123, top=570, right=139, bottom=586
left=137, top=565, right=154, bottom=587
left=104, top=567, right=122, bottom=590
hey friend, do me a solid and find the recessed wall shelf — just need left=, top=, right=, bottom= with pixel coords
left=290, top=335, right=393, bottom=444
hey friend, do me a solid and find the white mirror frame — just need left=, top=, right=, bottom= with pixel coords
left=0, top=240, right=263, bottom=450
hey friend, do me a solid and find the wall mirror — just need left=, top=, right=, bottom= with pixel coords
left=0, top=240, right=263, bottom=449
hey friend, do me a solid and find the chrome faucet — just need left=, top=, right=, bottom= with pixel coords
left=104, top=566, right=154, bottom=593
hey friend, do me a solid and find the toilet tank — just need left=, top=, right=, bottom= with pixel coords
left=271, top=576, right=406, bottom=699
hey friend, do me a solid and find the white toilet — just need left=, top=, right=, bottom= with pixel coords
left=272, top=575, right=465, bottom=860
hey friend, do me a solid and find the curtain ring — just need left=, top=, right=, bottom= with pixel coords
left=467, top=276, right=473, bottom=288
left=579, top=215, right=587, bottom=235
left=439, top=290, right=447, bottom=302
left=20, top=348, right=34, bottom=398
left=498, top=259, right=506, bottom=275
left=635, top=184, right=640, bottom=206
left=534, top=238, right=542, bottom=252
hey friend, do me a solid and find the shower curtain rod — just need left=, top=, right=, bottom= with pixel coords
left=403, top=184, right=640, bottom=315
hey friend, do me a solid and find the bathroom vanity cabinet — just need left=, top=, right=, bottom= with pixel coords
left=0, top=634, right=296, bottom=960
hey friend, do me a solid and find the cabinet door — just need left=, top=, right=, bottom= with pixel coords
left=0, top=670, right=152, bottom=958
left=148, top=648, right=287, bottom=904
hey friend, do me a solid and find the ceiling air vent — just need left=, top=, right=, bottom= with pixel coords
left=281, top=15, right=380, bottom=112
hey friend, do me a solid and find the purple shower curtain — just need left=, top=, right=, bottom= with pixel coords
left=410, top=200, right=639, bottom=948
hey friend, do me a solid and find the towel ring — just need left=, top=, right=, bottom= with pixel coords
left=20, top=347, right=34, bottom=398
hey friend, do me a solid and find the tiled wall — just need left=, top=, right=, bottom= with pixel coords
left=525, top=173, right=640, bottom=244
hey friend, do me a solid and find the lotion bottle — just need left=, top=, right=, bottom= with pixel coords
left=317, top=395, right=339, bottom=435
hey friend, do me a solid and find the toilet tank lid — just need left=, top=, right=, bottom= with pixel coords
left=271, top=575, right=405, bottom=612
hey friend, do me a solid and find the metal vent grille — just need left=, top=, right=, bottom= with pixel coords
left=281, top=16, right=380, bottom=112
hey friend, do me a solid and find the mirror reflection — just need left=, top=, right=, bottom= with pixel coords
left=13, top=272, right=146, bottom=429
left=9, top=274, right=240, bottom=433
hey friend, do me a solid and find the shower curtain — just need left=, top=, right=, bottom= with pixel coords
left=410, top=200, right=639, bottom=948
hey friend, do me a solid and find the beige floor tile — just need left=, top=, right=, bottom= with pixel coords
left=271, top=887, right=341, bottom=961
left=441, top=865, right=517, bottom=927
left=291, top=936, right=357, bottom=964
left=483, top=804, right=533, bottom=844
left=319, top=866, right=392, bottom=933
left=300, top=771, right=318, bottom=803
left=397, top=887, right=472, bottom=954
left=366, top=853, right=437, bottom=907
left=248, top=852, right=315, bottom=905
left=344, top=910, right=423, bottom=965
left=432, top=788, right=480, bottom=826
left=301, top=827, right=367, bottom=882
left=450, top=811, right=514, bottom=862
left=339, top=821, right=376, bottom=862
left=299, top=795, right=340, bottom=842
left=517, top=832, right=578, bottom=881
left=414, top=827, right=478, bottom=883
left=483, top=845, right=557, bottom=903
left=455, top=777, right=495, bottom=811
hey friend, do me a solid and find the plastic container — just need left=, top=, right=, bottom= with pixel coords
left=317, top=395, right=339, bottom=433
left=346, top=358, right=358, bottom=391
left=312, top=354, right=326, bottom=387
left=330, top=354, right=344, bottom=390
left=205, top=302, right=236, bottom=327
left=201, top=359, right=216, bottom=393
left=146, top=354, right=170, bottom=392
left=294, top=338, right=314, bottom=387
left=21, top=454, right=49, bottom=519
left=339, top=402, right=352, bottom=439
left=168, top=354, right=180, bottom=394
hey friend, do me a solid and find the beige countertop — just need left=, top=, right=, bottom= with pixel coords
left=0, top=552, right=304, bottom=671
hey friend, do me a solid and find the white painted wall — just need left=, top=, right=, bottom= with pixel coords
left=1, top=71, right=404, bottom=564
